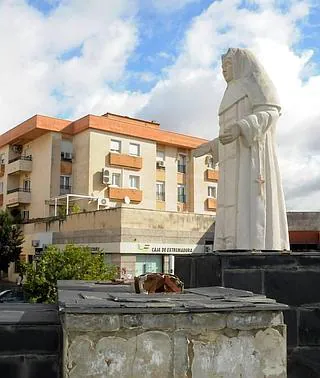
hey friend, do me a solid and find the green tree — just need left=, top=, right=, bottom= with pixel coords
left=22, top=244, right=118, bottom=303
left=0, top=210, right=24, bottom=272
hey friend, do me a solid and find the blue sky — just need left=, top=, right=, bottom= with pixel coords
left=0, top=0, right=320, bottom=210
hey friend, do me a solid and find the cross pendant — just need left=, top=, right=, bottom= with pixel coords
left=256, top=174, right=265, bottom=196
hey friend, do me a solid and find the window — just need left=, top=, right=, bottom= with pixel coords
left=129, top=143, right=140, bottom=156
left=0, top=153, right=5, bottom=164
left=177, top=184, right=186, bottom=203
left=156, top=150, right=165, bottom=162
left=60, top=175, right=71, bottom=188
left=129, top=175, right=140, bottom=189
left=177, top=154, right=186, bottom=173
left=206, top=156, right=215, bottom=169
left=111, top=173, right=121, bottom=187
left=21, top=210, right=29, bottom=221
left=208, top=186, right=217, bottom=198
left=0, top=182, right=3, bottom=193
left=60, top=176, right=71, bottom=194
left=28, top=255, right=34, bottom=263
left=23, top=180, right=31, bottom=192
left=110, top=139, right=121, bottom=153
left=156, top=181, right=165, bottom=201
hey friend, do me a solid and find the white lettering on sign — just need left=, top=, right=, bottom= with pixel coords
left=151, top=247, right=193, bottom=253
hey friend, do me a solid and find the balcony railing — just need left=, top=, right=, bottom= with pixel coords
left=60, top=185, right=72, bottom=194
left=7, top=156, right=32, bottom=175
left=177, top=194, right=186, bottom=203
left=7, top=187, right=31, bottom=194
left=8, top=155, right=32, bottom=164
left=6, top=188, right=31, bottom=205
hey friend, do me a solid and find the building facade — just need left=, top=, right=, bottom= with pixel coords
left=0, top=113, right=218, bottom=219
left=0, top=112, right=219, bottom=280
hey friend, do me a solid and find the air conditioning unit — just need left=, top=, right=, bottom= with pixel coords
left=98, top=197, right=109, bottom=207
left=156, top=160, right=165, bottom=168
left=32, top=240, right=40, bottom=247
left=61, top=152, right=73, bottom=160
left=102, top=168, right=110, bottom=184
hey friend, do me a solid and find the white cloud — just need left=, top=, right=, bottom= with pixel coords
left=138, top=0, right=320, bottom=210
left=0, top=0, right=141, bottom=128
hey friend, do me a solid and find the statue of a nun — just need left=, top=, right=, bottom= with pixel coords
left=193, top=48, right=290, bottom=251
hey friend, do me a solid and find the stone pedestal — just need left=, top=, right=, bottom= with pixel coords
left=58, top=282, right=287, bottom=378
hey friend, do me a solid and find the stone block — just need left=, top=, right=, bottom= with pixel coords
left=265, top=270, right=320, bottom=306
left=66, top=331, right=172, bottom=378
left=284, top=309, right=298, bottom=347
left=27, top=355, right=60, bottom=378
left=227, top=311, right=283, bottom=330
left=288, top=347, right=320, bottom=378
left=176, top=313, right=226, bottom=331
left=65, top=314, right=120, bottom=332
left=122, top=314, right=142, bottom=329
left=141, top=314, right=175, bottom=330
left=173, top=331, right=189, bottom=378
left=192, top=334, right=263, bottom=378
left=221, top=254, right=298, bottom=269
left=0, top=325, right=60, bottom=353
left=223, top=269, right=263, bottom=294
left=299, top=307, right=320, bottom=346
left=0, top=356, right=21, bottom=378
left=255, top=328, right=287, bottom=377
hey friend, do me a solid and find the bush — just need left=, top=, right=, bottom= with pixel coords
left=22, top=245, right=118, bottom=303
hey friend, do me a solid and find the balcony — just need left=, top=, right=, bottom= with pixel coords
left=206, top=169, right=219, bottom=182
left=108, top=187, right=142, bottom=203
left=7, top=156, right=32, bottom=175
left=108, top=152, right=142, bottom=170
left=60, top=185, right=72, bottom=195
left=60, top=161, right=72, bottom=175
left=206, top=198, right=217, bottom=211
left=6, top=188, right=31, bottom=205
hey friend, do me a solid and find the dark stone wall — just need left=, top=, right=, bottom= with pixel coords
left=0, top=304, right=62, bottom=378
left=175, top=252, right=320, bottom=378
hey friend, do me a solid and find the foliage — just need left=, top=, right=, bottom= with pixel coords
left=22, top=244, right=118, bottom=303
left=57, top=203, right=81, bottom=218
left=70, top=203, right=81, bottom=214
left=0, top=210, right=24, bottom=271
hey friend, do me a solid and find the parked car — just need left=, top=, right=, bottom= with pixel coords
left=0, top=289, right=27, bottom=303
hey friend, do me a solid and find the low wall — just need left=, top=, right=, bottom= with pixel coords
left=58, top=283, right=287, bottom=378
left=175, top=252, right=320, bottom=378
left=0, top=303, right=62, bottom=378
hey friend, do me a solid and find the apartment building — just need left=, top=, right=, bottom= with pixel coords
left=0, top=112, right=219, bottom=218
left=0, top=112, right=219, bottom=280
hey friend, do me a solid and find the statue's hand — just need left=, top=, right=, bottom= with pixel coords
left=219, top=124, right=240, bottom=145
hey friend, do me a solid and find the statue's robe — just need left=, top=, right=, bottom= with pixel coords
left=214, top=94, right=290, bottom=251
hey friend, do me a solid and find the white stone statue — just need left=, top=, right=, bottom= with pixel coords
left=193, top=48, right=290, bottom=251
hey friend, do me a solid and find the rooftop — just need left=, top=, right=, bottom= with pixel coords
left=0, top=112, right=207, bottom=149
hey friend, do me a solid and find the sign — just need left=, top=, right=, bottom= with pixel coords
left=151, top=247, right=193, bottom=253
left=123, top=242, right=204, bottom=255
